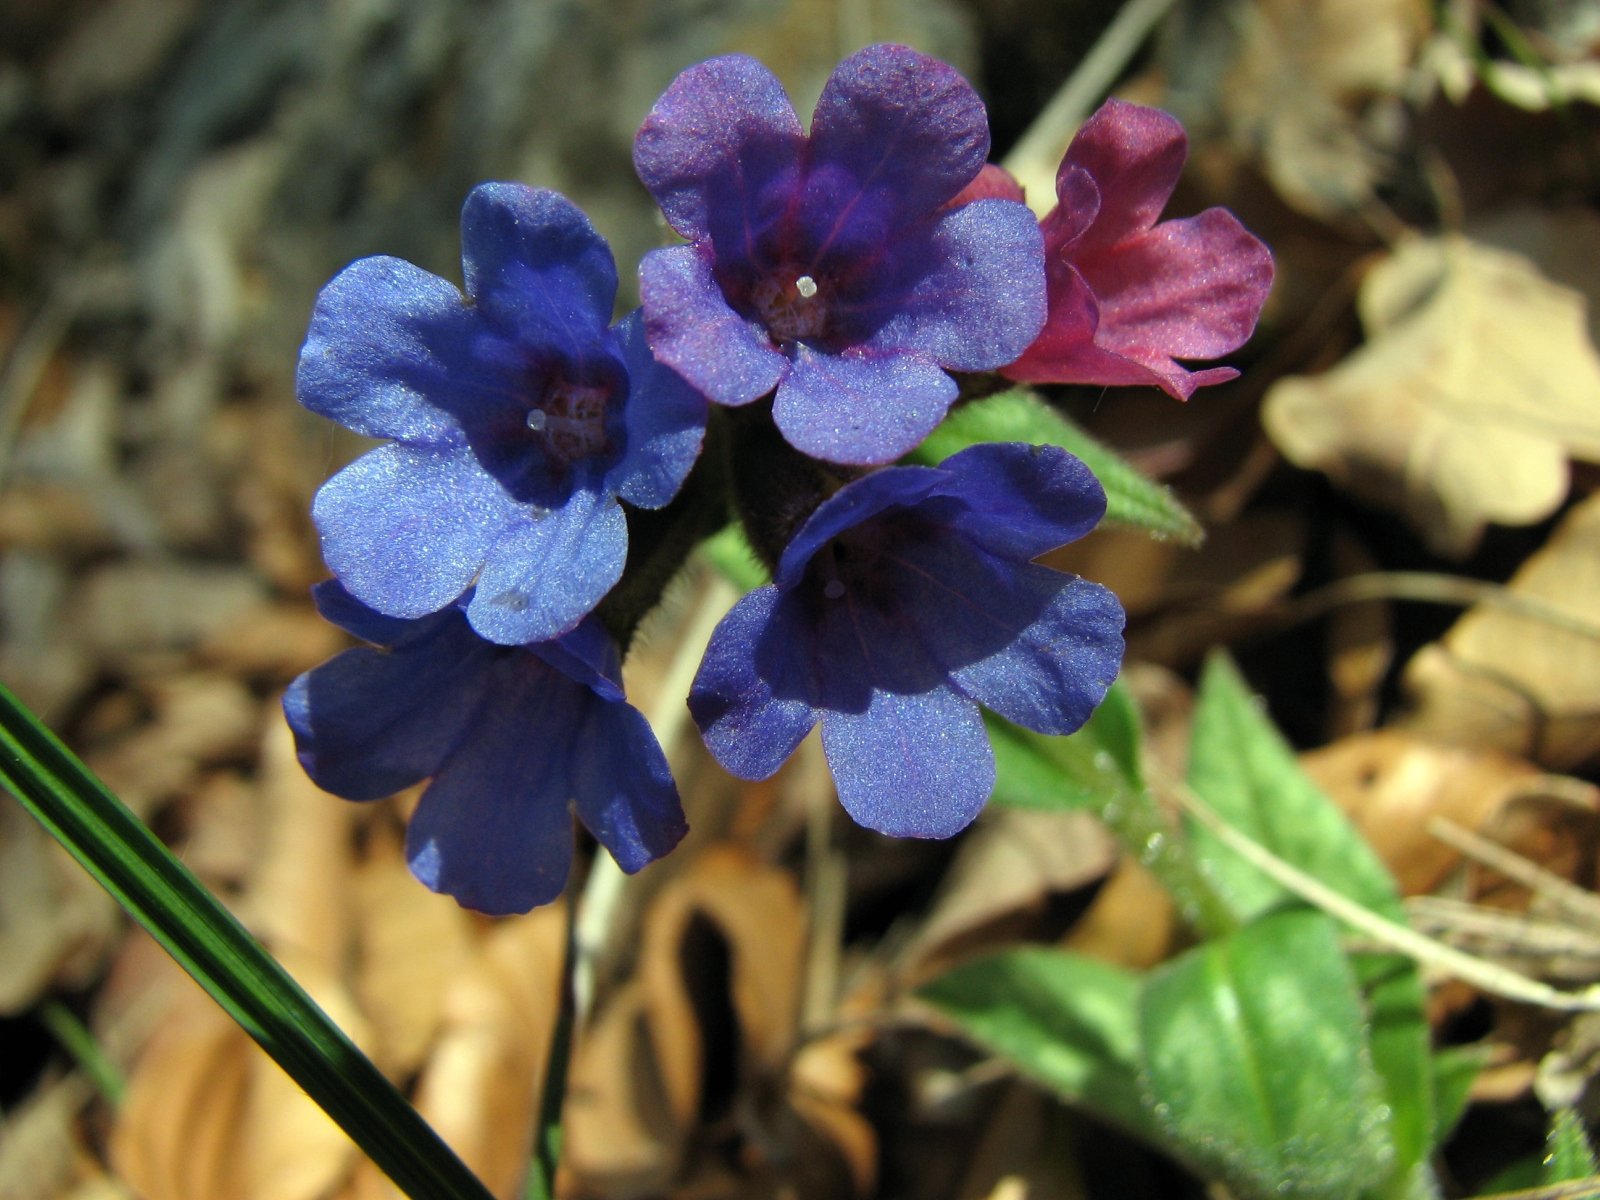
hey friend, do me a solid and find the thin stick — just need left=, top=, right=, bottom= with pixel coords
left=1158, top=771, right=1600, bottom=1011
left=1428, top=815, right=1600, bottom=931
left=1002, top=0, right=1180, bottom=210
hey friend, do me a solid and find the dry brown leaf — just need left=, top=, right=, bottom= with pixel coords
left=1172, top=0, right=1430, bottom=218
left=0, top=797, right=119, bottom=1013
left=1400, top=493, right=1600, bottom=767
left=1300, top=729, right=1577, bottom=894
left=1264, top=235, right=1600, bottom=555
left=901, top=807, right=1116, bottom=983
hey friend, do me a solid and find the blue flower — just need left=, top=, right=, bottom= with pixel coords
left=633, top=44, right=1046, bottom=466
left=687, top=443, right=1125, bottom=838
left=284, top=582, right=687, bottom=914
left=299, top=183, right=707, bottom=646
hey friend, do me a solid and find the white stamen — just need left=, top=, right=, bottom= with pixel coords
left=525, top=409, right=548, bottom=432
left=823, top=579, right=845, bottom=600
left=795, top=274, right=818, bottom=299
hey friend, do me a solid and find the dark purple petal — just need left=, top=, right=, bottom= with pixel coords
left=852, top=199, right=1045, bottom=371
left=820, top=686, right=994, bottom=838
left=405, top=663, right=580, bottom=914
left=946, top=570, right=1125, bottom=734
left=775, top=465, right=944, bottom=588
left=639, top=244, right=789, bottom=407
left=532, top=616, right=625, bottom=701
left=633, top=54, right=803, bottom=245
left=935, top=442, right=1107, bottom=559
left=688, top=587, right=819, bottom=780
left=807, top=44, right=989, bottom=225
left=466, top=485, right=626, bottom=645
left=296, top=256, right=477, bottom=446
left=609, top=309, right=708, bottom=509
left=569, top=700, right=687, bottom=872
left=773, top=344, right=957, bottom=465
left=309, top=578, right=454, bottom=648
left=283, top=625, right=490, bottom=801
left=1057, top=99, right=1187, bottom=256
left=460, top=184, right=617, bottom=359
left=313, top=442, right=518, bottom=619
left=1081, top=209, right=1276, bottom=364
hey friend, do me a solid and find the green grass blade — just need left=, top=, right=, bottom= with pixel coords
left=0, top=680, right=496, bottom=1200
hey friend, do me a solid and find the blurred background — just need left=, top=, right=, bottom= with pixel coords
left=1, top=0, right=1598, bottom=1197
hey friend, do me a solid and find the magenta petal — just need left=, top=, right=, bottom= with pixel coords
left=774, top=344, right=956, bottom=465
left=313, top=443, right=517, bottom=619
left=639, top=244, right=789, bottom=407
left=1084, top=209, right=1276, bottom=362
left=1058, top=99, right=1187, bottom=255
left=808, top=44, right=989, bottom=222
left=821, top=687, right=994, bottom=838
left=633, top=54, right=803, bottom=244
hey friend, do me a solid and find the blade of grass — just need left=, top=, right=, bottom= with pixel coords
left=0, top=679, right=496, bottom=1200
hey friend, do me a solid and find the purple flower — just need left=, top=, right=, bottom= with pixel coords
left=633, top=45, right=1047, bottom=466
left=1003, top=99, right=1274, bottom=400
left=299, top=183, right=707, bottom=646
left=687, top=443, right=1125, bottom=838
left=284, top=582, right=687, bottom=914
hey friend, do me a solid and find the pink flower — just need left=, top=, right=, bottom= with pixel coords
left=1002, top=99, right=1273, bottom=400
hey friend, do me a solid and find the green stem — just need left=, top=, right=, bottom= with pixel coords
left=0, top=680, right=495, bottom=1200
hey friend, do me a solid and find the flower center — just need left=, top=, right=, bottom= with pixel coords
left=527, top=379, right=611, bottom=466
left=750, top=271, right=828, bottom=343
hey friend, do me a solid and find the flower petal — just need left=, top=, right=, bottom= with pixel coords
left=945, top=569, right=1126, bottom=734
left=851, top=199, right=1045, bottom=371
left=466, top=485, right=626, bottom=644
left=639, top=244, right=790, bottom=407
left=283, top=624, right=490, bottom=801
left=405, top=663, right=580, bottom=914
left=570, top=700, right=687, bottom=873
left=688, top=587, right=819, bottom=780
left=460, top=183, right=618, bottom=361
left=1082, top=209, right=1275, bottom=365
left=633, top=54, right=803, bottom=245
left=773, top=343, right=956, bottom=465
left=935, top=442, right=1107, bottom=559
left=609, top=309, right=709, bottom=509
left=807, top=44, right=989, bottom=226
left=1058, top=99, right=1187, bottom=255
left=313, top=442, right=518, bottom=619
left=296, top=256, right=478, bottom=446
left=775, top=465, right=945, bottom=588
left=821, top=686, right=994, bottom=839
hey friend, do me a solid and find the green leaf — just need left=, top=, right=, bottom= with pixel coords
left=1184, top=652, right=1436, bottom=1193
left=987, top=680, right=1142, bottom=812
left=918, top=947, right=1155, bottom=1141
left=0, top=681, right=495, bottom=1200
left=1544, top=1109, right=1599, bottom=1185
left=911, top=389, right=1204, bottom=545
left=1430, top=1044, right=1487, bottom=1147
left=1138, top=909, right=1395, bottom=1199
left=699, top=522, right=769, bottom=593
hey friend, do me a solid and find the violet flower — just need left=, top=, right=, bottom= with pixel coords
left=284, top=582, right=687, bottom=914
left=299, top=183, right=707, bottom=646
left=634, top=44, right=1046, bottom=466
left=1003, top=99, right=1274, bottom=400
left=688, top=443, right=1125, bottom=838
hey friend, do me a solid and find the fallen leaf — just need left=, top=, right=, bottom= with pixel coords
left=1400, top=493, right=1600, bottom=767
left=1264, top=235, right=1600, bottom=554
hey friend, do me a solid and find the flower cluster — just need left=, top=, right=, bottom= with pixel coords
left=286, top=44, right=1272, bottom=912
